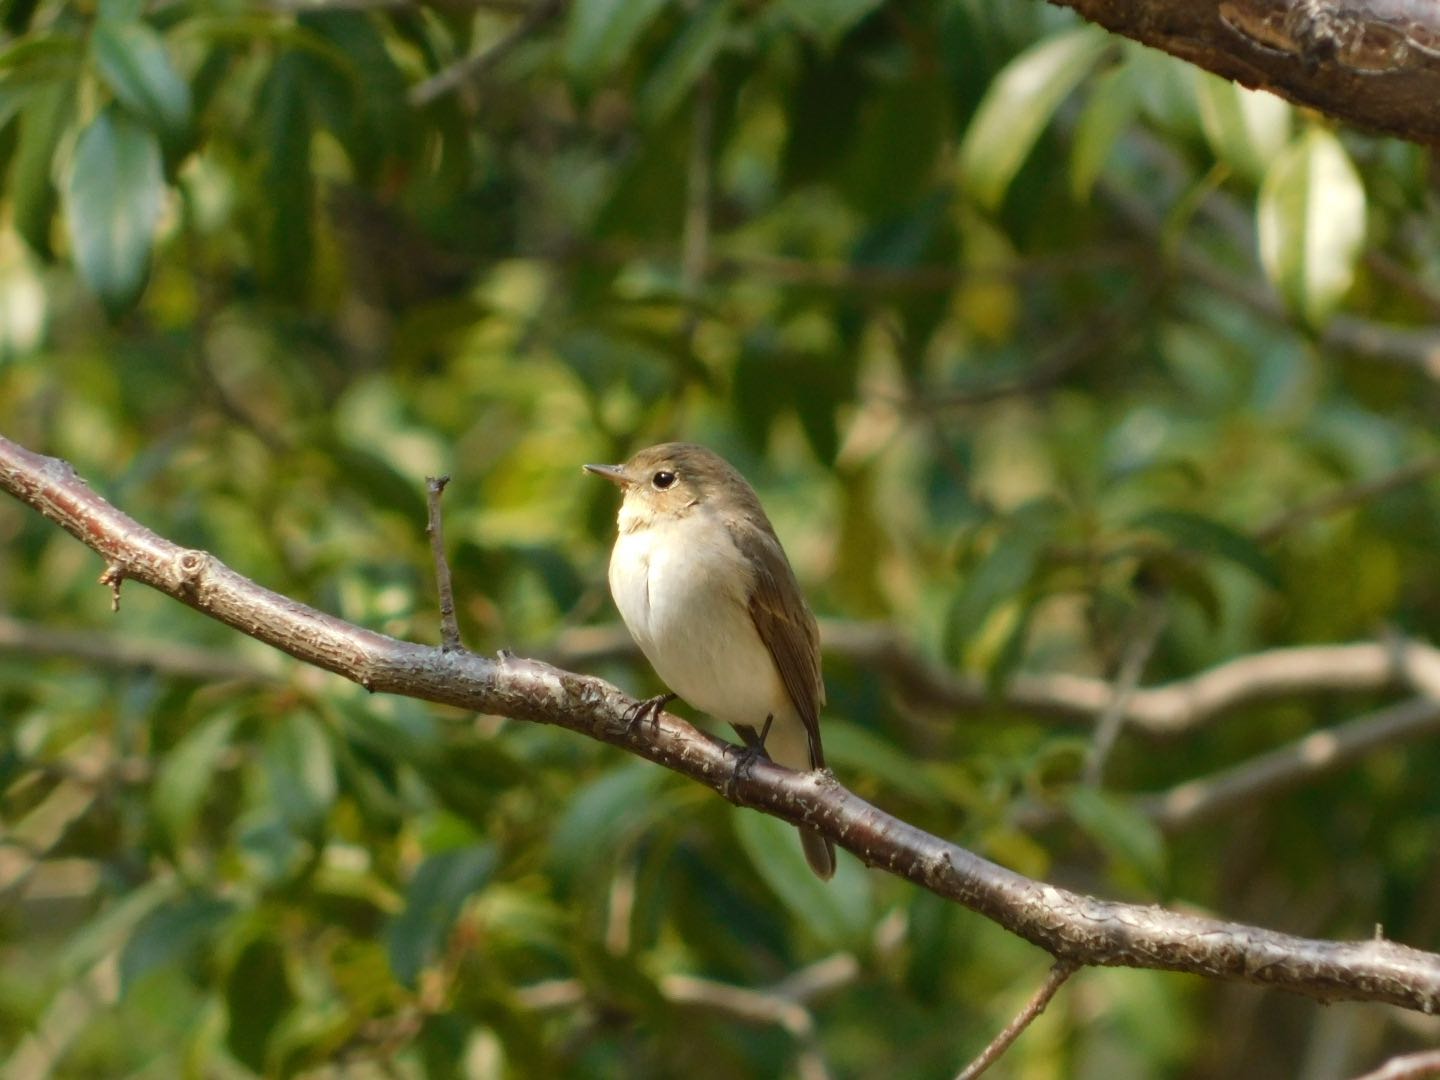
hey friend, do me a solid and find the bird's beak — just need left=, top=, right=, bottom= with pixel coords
left=583, top=463, right=629, bottom=488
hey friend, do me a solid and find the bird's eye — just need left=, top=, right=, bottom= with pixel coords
left=652, top=470, right=676, bottom=490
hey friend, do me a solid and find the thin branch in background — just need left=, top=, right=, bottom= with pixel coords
left=515, top=951, right=859, bottom=1034
left=425, top=475, right=462, bottom=650
left=1136, top=696, right=1440, bottom=832
left=954, top=960, right=1077, bottom=1080
left=1015, top=695, right=1440, bottom=832
left=1365, top=251, right=1440, bottom=320
left=407, top=0, right=566, bottom=108
left=1083, top=593, right=1169, bottom=786
left=0, top=613, right=279, bottom=683
left=1351, top=1049, right=1440, bottom=1080
left=1252, top=454, right=1440, bottom=545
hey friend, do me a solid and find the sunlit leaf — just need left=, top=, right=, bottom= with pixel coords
left=1257, top=126, right=1366, bottom=327
left=959, top=25, right=1110, bottom=210
left=62, top=106, right=164, bottom=315
left=1070, top=62, right=1138, bottom=201
left=1192, top=70, right=1290, bottom=186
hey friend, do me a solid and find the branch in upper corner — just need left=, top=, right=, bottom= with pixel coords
left=5, top=432, right=1440, bottom=1012
left=1050, top=0, right=1440, bottom=145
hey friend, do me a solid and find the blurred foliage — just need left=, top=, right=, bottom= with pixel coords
left=1, top=0, right=1439, bottom=1076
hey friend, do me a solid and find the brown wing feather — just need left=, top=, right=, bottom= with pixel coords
left=725, top=519, right=826, bottom=768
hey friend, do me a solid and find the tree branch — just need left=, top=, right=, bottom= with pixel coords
left=1051, top=0, right=1440, bottom=145
left=4, top=433, right=1440, bottom=1012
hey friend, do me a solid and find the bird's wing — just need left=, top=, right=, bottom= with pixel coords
left=726, top=519, right=826, bottom=768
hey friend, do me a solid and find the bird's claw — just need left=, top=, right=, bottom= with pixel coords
left=622, top=692, right=677, bottom=734
left=727, top=715, right=774, bottom=798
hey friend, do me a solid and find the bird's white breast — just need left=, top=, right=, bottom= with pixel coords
left=608, top=507, right=796, bottom=739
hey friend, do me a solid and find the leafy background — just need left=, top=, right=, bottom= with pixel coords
left=2, top=0, right=1439, bottom=1075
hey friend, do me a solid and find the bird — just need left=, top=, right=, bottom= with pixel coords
left=585, top=442, right=836, bottom=880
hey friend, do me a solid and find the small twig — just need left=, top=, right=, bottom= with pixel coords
left=1084, top=594, right=1169, bottom=786
left=98, top=564, right=125, bottom=612
left=1252, top=454, right=1440, bottom=545
left=425, top=475, right=462, bottom=651
left=955, top=960, right=1078, bottom=1080
left=407, top=0, right=566, bottom=107
left=1350, top=1049, right=1440, bottom=1080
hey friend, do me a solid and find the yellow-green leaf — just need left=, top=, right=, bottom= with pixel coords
left=1257, top=127, right=1366, bottom=328
left=959, top=25, right=1110, bottom=210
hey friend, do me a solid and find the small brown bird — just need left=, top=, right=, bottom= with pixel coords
left=585, top=443, right=836, bottom=879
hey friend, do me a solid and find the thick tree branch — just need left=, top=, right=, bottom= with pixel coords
left=1051, top=0, right=1440, bottom=145
left=4, top=433, right=1440, bottom=1013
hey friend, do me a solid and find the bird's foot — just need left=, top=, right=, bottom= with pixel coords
left=622, top=692, right=677, bottom=734
left=726, top=715, right=774, bottom=798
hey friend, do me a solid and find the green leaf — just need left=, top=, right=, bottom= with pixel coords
left=152, top=711, right=238, bottom=849
left=944, top=501, right=1057, bottom=665
left=1070, top=62, right=1138, bottom=201
left=776, top=0, right=883, bottom=50
left=1192, top=70, right=1290, bottom=186
left=119, top=892, right=236, bottom=994
left=564, top=0, right=669, bottom=83
left=225, top=936, right=296, bottom=1073
left=1066, top=787, right=1167, bottom=890
left=733, top=810, right=871, bottom=949
left=91, top=18, right=192, bottom=139
left=823, top=720, right=944, bottom=801
left=62, top=106, right=164, bottom=315
left=387, top=845, right=496, bottom=986
left=1132, top=508, right=1281, bottom=589
left=550, top=761, right=672, bottom=878
left=263, top=712, right=337, bottom=836
left=11, top=80, right=72, bottom=257
left=959, top=25, right=1110, bottom=210
left=1257, top=126, right=1366, bottom=327
left=257, top=53, right=314, bottom=295
left=639, top=0, right=730, bottom=126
